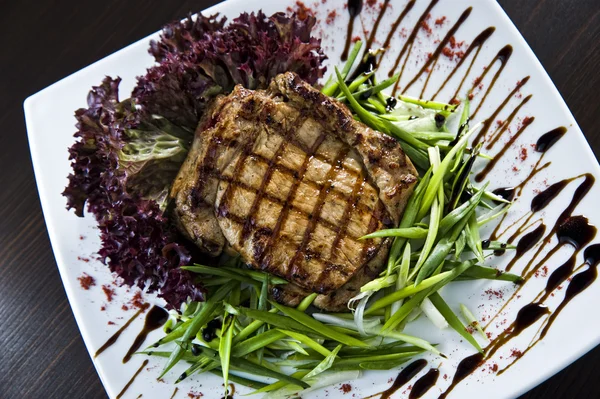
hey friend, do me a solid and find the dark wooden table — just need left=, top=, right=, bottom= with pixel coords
left=1, top=0, right=598, bottom=398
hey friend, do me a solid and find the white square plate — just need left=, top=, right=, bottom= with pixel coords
left=24, top=0, right=600, bottom=398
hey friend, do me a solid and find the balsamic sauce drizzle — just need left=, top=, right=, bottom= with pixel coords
left=365, top=0, right=391, bottom=51
left=474, top=115, right=534, bottom=182
left=485, top=94, right=532, bottom=149
left=123, top=306, right=169, bottom=363
left=389, top=0, right=439, bottom=93
left=169, top=387, right=179, bottom=399
left=380, top=0, right=416, bottom=63
left=469, top=45, right=513, bottom=119
left=430, top=27, right=495, bottom=101
left=472, top=76, right=529, bottom=146
left=402, top=7, right=473, bottom=96
left=95, top=303, right=149, bottom=358
left=379, top=359, right=428, bottom=399
left=438, top=353, right=484, bottom=398
left=116, top=359, right=149, bottom=399
left=409, top=368, right=439, bottom=399
left=497, top=243, right=600, bottom=375
left=489, top=127, right=568, bottom=241
left=342, top=0, right=364, bottom=61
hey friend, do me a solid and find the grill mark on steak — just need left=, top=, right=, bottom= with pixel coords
left=286, top=147, right=352, bottom=289
left=192, top=172, right=369, bottom=242
left=259, top=134, right=328, bottom=271
left=329, top=174, right=367, bottom=260
left=240, top=113, right=305, bottom=242
left=216, top=105, right=268, bottom=220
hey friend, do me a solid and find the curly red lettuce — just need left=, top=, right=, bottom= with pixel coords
left=63, top=11, right=327, bottom=309
left=63, top=77, right=202, bottom=308
left=133, top=11, right=327, bottom=129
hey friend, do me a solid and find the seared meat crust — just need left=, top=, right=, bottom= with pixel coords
left=171, top=72, right=417, bottom=309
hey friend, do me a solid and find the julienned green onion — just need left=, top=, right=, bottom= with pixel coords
left=141, top=41, right=524, bottom=395
left=460, top=303, right=488, bottom=341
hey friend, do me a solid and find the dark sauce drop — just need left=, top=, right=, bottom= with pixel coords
left=439, top=353, right=484, bottom=399
left=221, top=383, right=236, bottom=399
left=380, top=359, right=427, bottom=399
left=202, top=318, right=222, bottom=342
left=535, top=127, right=567, bottom=153
left=386, top=97, right=398, bottom=112
left=494, top=243, right=508, bottom=256
left=540, top=251, right=600, bottom=340
left=513, top=303, right=549, bottom=334
left=531, top=180, right=570, bottom=212
left=493, top=187, right=516, bottom=203
left=348, top=51, right=378, bottom=82
left=123, top=306, right=169, bottom=363
left=434, top=113, right=445, bottom=128
left=555, top=174, right=595, bottom=225
left=191, top=343, right=202, bottom=356
left=481, top=239, right=491, bottom=249
left=116, top=359, right=149, bottom=399
left=584, top=243, right=600, bottom=265
left=545, top=256, right=576, bottom=293
left=341, top=0, right=363, bottom=60
left=408, top=368, right=439, bottom=399
left=95, top=304, right=149, bottom=358
left=515, top=224, right=546, bottom=257
left=556, top=215, right=597, bottom=249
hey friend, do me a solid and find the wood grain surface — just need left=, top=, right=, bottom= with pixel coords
left=0, top=0, right=598, bottom=398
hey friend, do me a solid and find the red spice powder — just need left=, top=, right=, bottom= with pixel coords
left=490, top=363, right=499, bottom=372
left=100, top=305, right=106, bottom=311
left=78, top=273, right=95, bottom=290
left=496, top=119, right=504, bottom=127
left=102, top=285, right=115, bottom=302
left=130, top=291, right=145, bottom=309
left=420, top=20, right=433, bottom=35
left=522, top=116, right=534, bottom=126
left=352, top=35, right=361, bottom=43
left=512, top=166, right=520, bottom=172
left=450, top=97, right=461, bottom=105
left=510, top=348, right=523, bottom=358
left=535, top=265, right=549, bottom=278
left=188, top=392, right=204, bottom=399
left=326, top=10, right=337, bottom=24
left=468, top=93, right=475, bottom=100
left=442, top=47, right=454, bottom=59
left=443, top=374, right=448, bottom=380
left=121, top=304, right=129, bottom=311
left=484, top=288, right=504, bottom=300
left=473, top=76, right=482, bottom=86
left=340, top=383, right=352, bottom=393
left=366, top=0, right=378, bottom=6
left=449, top=36, right=465, bottom=49
left=287, top=1, right=314, bottom=20
left=519, top=146, right=528, bottom=161
left=435, top=16, right=447, bottom=25
left=77, top=256, right=90, bottom=263
left=79, top=235, right=85, bottom=240
left=108, top=321, right=116, bottom=325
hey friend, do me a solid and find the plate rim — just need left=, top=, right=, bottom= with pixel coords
left=22, top=0, right=600, bottom=397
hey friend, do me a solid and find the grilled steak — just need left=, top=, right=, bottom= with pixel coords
left=171, top=72, right=417, bottom=310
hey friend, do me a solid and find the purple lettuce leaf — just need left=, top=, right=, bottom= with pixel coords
left=133, top=11, right=327, bottom=130
left=63, top=77, right=203, bottom=308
